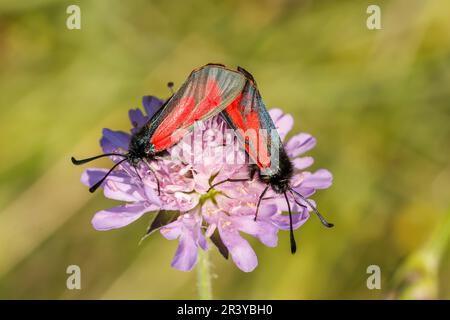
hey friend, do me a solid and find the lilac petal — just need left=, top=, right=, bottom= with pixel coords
left=228, top=204, right=276, bottom=221
left=91, top=202, right=154, bottom=231
left=128, top=108, right=147, bottom=131
left=292, top=156, right=314, bottom=170
left=301, top=169, right=333, bottom=189
left=285, top=133, right=316, bottom=158
left=229, top=205, right=255, bottom=216
left=104, top=179, right=146, bottom=202
left=232, top=215, right=278, bottom=247
left=290, top=174, right=316, bottom=197
left=257, top=204, right=278, bottom=218
left=170, top=233, right=198, bottom=272
left=205, top=223, right=216, bottom=238
left=218, top=219, right=258, bottom=272
left=196, top=228, right=208, bottom=251
left=292, top=187, right=316, bottom=198
left=292, top=198, right=321, bottom=214
left=269, top=108, right=294, bottom=141
left=143, top=180, right=162, bottom=206
left=160, top=214, right=204, bottom=271
left=260, top=196, right=287, bottom=209
left=81, top=168, right=144, bottom=202
left=81, top=168, right=134, bottom=187
left=201, top=201, right=221, bottom=225
left=268, top=108, right=283, bottom=122
left=81, top=168, right=108, bottom=188
left=271, top=208, right=310, bottom=231
left=193, top=173, right=211, bottom=194
left=160, top=220, right=182, bottom=240
left=269, top=108, right=284, bottom=123
left=142, top=96, right=164, bottom=118
left=171, top=191, right=199, bottom=212
left=100, top=129, right=130, bottom=153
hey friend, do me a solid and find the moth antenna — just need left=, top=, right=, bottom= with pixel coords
left=89, top=158, right=128, bottom=193
left=143, top=159, right=161, bottom=196
left=254, top=185, right=269, bottom=221
left=288, top=190, right=307, bottom=209
left=71, top=153, right=127, bottom=165
left=284, top=192, right=297, bottom=254
left=167, top=82, right=174, bottom=95
left=290, top=188, right=334, bottom=228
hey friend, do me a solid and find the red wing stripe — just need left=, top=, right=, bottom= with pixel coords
left=149, top=66, right=246, bottom=152
left=151, top=97, right=196, bottom=146
left=224, top=82, right=272, bottom=169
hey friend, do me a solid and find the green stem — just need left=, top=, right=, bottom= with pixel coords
left=392, top=211, right=450, bottom=299
left=197, top=249, right=213, bottom=300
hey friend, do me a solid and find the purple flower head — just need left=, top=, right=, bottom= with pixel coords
left=80, top=97, right=332, bottom=272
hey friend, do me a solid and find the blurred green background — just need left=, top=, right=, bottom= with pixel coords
left=0, top=0, right=449, bottom=299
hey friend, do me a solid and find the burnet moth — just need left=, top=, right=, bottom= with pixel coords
left=209, top=65, right=333, bottom=254
left=72, top=64, right=246, bottom=193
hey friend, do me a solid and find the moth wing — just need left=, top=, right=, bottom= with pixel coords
left=221, top=79, right=282, bottom=174
left=148, top=65, right=246, bottom=152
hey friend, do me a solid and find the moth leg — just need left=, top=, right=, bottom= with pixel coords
left=207, top=178, right=251, bottom=192
left=249, top=164, right=258, bottom=180
left=254, top=185, right=269, bottom=221
left=154, top=150, right=170, bottom=159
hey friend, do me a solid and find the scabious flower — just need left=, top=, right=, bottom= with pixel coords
left=81, top=96, right=332, bottom=272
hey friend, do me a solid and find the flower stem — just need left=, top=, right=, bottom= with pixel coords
left=197, top=249, right=213, bottom=300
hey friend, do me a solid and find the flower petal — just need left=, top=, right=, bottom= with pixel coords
left=91, top=202, right=154, bottom=231
left=104, top=178, right=146, bottom=202
left=81, top=168, right=145, bottom=202
left=142, top=96, right=164, bottom=118
left=172, top=191, right=199, bottom=212
left=257, top=204, right=278, bottom=218
left=271, top=207, right=310, bottom=231
left=81, top=167, right=134, bottom=185
left=143, top=179, right=162, bottom=206
left=301, top=169, right=333, bottom=189
left=218, top=218, right=258, bottom=272
left=100, top=129, right=130, bottom=153
left=292, top=187, right=316, bottom=198
left=285, top=133, right=316, bottom=158
left=129, top=108, right=147, bottom=132
left=292, top=156, right=314, bottom=170
left=170, top=233, right=198, bottom=272
left=160, top=220, right=182, bottom=240
left=196, top=227, right=208, bottom=251
left=232, top=215, right=278, bottom=247
left=81, top=168, right=108, bottom=188
left=269, top=108, right=294, bottom=141
left=193, top=172, right=211, bottom=194
left=161, top=213, right=204, bottom=272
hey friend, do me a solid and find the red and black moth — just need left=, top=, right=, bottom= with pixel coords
left=209, top=65, right=334, bottom=254
left=71, top=64, right=246, bottom=193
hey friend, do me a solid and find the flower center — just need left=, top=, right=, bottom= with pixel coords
left=199, top=188, right=221, bottom=207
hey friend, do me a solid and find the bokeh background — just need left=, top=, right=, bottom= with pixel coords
left=0, top=0, right=449, bottom=299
